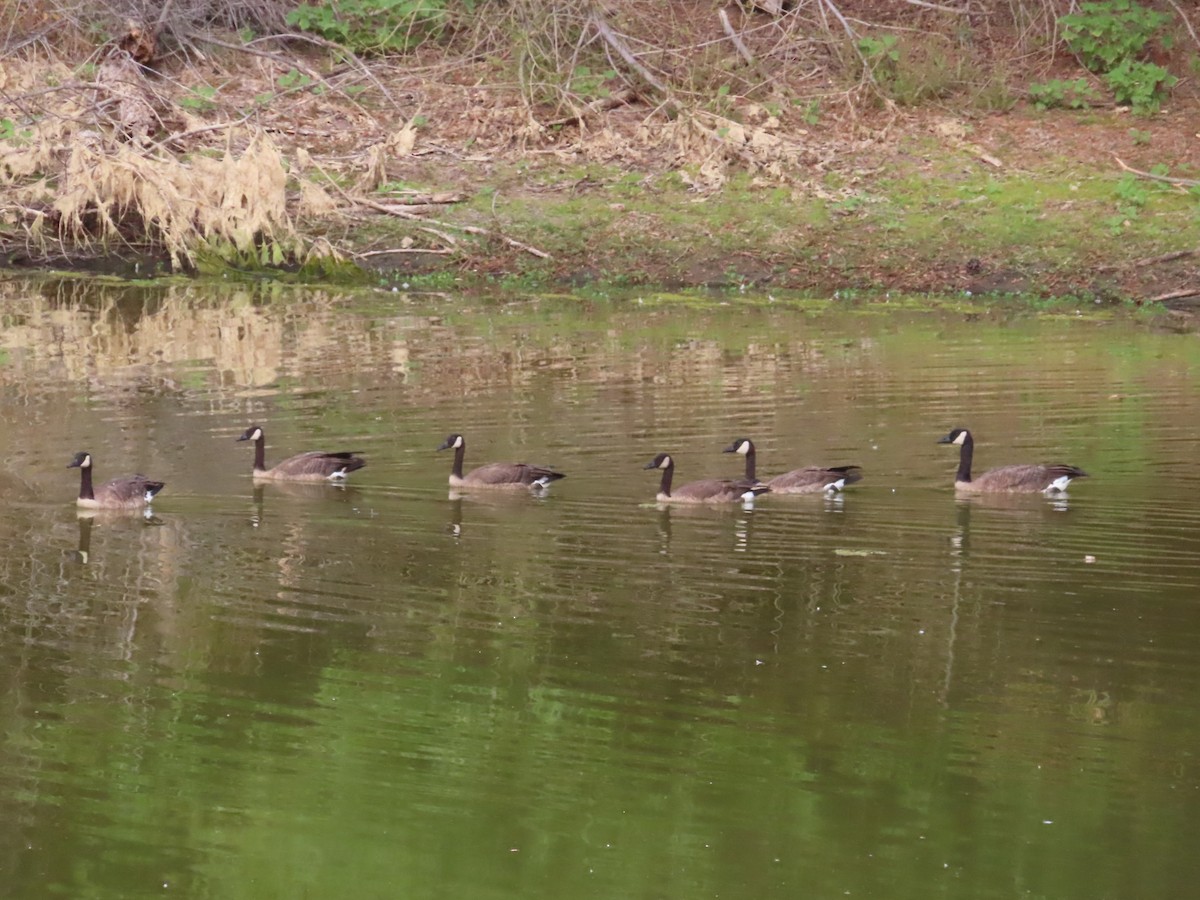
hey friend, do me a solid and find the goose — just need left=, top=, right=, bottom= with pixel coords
left=437, top=433, right=565, bottom=489
left=937, top=427, right=1088, bottom=493
left=67, top=452, right=164, bottom=509
left=644, top=452, right=771, bottom=503
left=723, top=437, right=862, bottom=493
left=236, top=425, right=366, bottom=481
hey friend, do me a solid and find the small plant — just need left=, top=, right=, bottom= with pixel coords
left=1060, top=0, right=1176, bottom=113
left=1028, top=78, right=1098, bottom=110
left=1104, top=59, right=1176, bottom=113
left=1114, top=172, right=1150, bottom=213
left=179, top=85, right=218, bottom=112
left=799, top=99, right=821, bottom=125
left=1128, top=127, right=1151, bottom=145
left=1062, top=0, right=1169, bottom=72
left=276, top=68, right=314, bottom=91
left=0, top=118, right=32, bottom=143
left=568, top=65, right=616, bottom=101
left=711, top=83, right=734, bottom=115
left=287, top=0, right=452, bottom=55
left=858, top=33, right=900, bottom=82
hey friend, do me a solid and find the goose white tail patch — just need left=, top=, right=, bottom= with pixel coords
left=328, top=470, right=348, bottom=480
left=1044, top=476, right=1073, bottom=493
left=739, top=488, right=759, bottom=502
left=823, top=478, right=846, bottom=492
left=143, top=490, right=157, bottom=503
left=532, top=476, right=554, bottom=488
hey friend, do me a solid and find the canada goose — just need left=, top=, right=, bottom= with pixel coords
left=723, top=437, right=862, bottom=493
left=236, top=425, right=366, bottom=481
left=644, top=452, right=771, bottom=503
left=436, top=433, right=566, bottom=489
left=67, top=452, right=164, bottom=509
left=937, top=427, right=1088, bottom=493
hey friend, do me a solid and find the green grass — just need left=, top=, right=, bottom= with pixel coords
left=344, top=132, right=1199, bottom=299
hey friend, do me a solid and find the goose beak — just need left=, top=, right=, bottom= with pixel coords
left=721, top=443, right=737, bottom=453
left=643, top=460, right=658, bottom=470
left=436, top=439, right=453, bottom=452
left=936, top=434, right=953, bottom=444
left=236, top=434, right=250, bottom=442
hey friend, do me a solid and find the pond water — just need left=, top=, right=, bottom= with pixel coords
left=1, top=276, right=1198, bottom=899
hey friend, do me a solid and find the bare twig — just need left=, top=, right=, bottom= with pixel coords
left=589, top=12, right=670, bottom=95
left=194, top=33, right=398, bottom=117
left=249, top=32, right=402, bottom=113
left=153, top=0, right=178, bottom=35
left=1164, top=0, right=1200, bottom=51
left=898, top=0, right=972, bottom=13
left=719, top=9, right=756, bottom=67
left=1114, top=155, right=1200, bottom=188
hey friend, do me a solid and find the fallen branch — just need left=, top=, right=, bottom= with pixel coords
left=1096, top=247, right=1197, bottom=272
left=375, top=191, right=467, bottom=205
left=356, top=196, right=550, bottom=259
left=1114, top=155, right=1200, bottom=188
left=1148, top=287, right=1200, bottom=303
left=357, top=247, right=453, bottom=257
left=544, top=88, right=638, bottom=128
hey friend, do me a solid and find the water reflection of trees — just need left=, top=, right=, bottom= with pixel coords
left=0, top=278, right=885, bottom=407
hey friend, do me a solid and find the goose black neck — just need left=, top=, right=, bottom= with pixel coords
left=743, top=447, right=757, bottom=482
left=659, top=462, right=674, bottom=497
left=253, top=436, right=267, bottom=472
left=452, top=443, right=465, bottom=479
left=78, top=465, right=95, bottom=501
left=956, top=433, right=974, bottom=483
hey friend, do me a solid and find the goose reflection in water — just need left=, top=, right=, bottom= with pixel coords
left=73, top=508, right=165, bottom=564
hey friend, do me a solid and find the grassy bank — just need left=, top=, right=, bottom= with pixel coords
left=1, top=1, right=1198, bottom=303
left=350, top=117, right=1199, bottom=301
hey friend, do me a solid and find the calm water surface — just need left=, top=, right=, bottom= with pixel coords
left=1, top=277, right=1198, bottom=899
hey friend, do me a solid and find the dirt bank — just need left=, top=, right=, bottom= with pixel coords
left=1, top=4, right=1198, bottom=305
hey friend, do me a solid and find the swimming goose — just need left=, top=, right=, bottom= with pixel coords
left=437, top=433, right=565, bottom=489
left=937, top=427, right=1088, bottom=493
left=67, top=452, right=164, bottom=509
left=236, top=425, right=366, bottom=481
left=723, top=437, right=862, bottom=493
left=644, top=452, right=770, bottom=503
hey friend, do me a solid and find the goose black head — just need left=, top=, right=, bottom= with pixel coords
left=237, top=425, right=264, bottom=443
left=67, top=451, right=92, bottom=469
left=723, top=438, right=754, bottom=455
left=644, top=453, right=673, bottom=470
left=938, top=428, right=971, bottom=446
left=437, top=434, right=464, bottom=452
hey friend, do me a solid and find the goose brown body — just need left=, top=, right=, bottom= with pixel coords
left=237, top=425, right=366, bottom=481
left=723, top=438, right=862, bottom=494
left=437, top=433, right=565, bottom=489
left=68, top=452, right=165, bottom=509
left=938, top=428, right=1087, bottom=493
left=645, top=452, right=770, bottom=504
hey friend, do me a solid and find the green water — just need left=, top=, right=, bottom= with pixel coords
left=1, top=278, right=1198, bottom=899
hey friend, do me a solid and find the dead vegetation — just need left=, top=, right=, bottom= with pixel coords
left=0, top=1, right=1198, bottom=276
